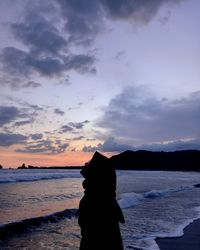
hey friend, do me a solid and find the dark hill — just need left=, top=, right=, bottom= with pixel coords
left=110, top=150, right=200, bottom=171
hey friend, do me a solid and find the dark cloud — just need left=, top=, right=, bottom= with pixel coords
left=54, top=108, right=65, bottom=115
left=14, top=120, right=33, bottom=126
left=0, top=132, right=28, bottom=146
left=82, top=144, right=101, bottom=153
left=136, top=139, right=200, bottom=151
left=22, top=81, right=41, bottom=88
left=0, top=106, right=19, bottom=126
left=59, top=120, right=89, bottom=133
left=56, top=0, right=183, bottom=45
left=86, top=138, right=97, bottom=141
left=0, top=75, right=24, bottom=90
left=83, top=137, right=200, bottom=153
left=159, top=139, right=200, bottom=151
left=0, top=1, right=97, bottom=83
left=69, top=120, right=89, bottom=129
left=1, top=47, right=31, bottom=77
left=0, top=103, right=43, bottom=128
left=12, top=12, right=67, bottom=55
left=72, top=136, right=85, bottom=141
left=26, top=103, right=44, bottom=111
left=1, top=46, right=96, bottom=78
left=100, top=0, right=182, bottom=23
left=30, top=55, right=65, bottom=76
left=30, top=133, right=43, bottom=140
left=101, top=137, right=133, bottom=151
left=57, top=0, right=102, bottom=45
left=1, top=0, right=183, bottom=88
left=60, top=125, right=73, bottom=133
left=82, top=137, right=133, bottom=152
left=58, top=75, right=71, bottom=85
left=97, top=87, right=200, bottom=144
left=63, top=54, right=96, bottom=74
left=16, top=139, right=69, bottom=154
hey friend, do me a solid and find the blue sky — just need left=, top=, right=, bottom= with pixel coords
left=0, top=0, right=200, bottom=167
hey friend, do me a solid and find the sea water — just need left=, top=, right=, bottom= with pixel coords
left=0, top=169, right=200, bottom=250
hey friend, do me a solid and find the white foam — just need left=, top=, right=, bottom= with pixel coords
left=118, top=192, right=144, bottom=209
left=144, top=186, right=190, bottom=199
left=127, top=206, right=200, bottom=250
left=0, top=169, right=81, bottom=183
left=119, top=186, right=191, bottom=209
left=152, top=206, right=200, bottom=250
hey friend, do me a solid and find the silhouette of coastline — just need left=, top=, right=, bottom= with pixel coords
left=78, top=151, right=125, bottom=250
left=14, top=150, right=200, bottom=171
left=110, top=150, right=200, bottom=171
left=17, top=165, right=82, bottom=169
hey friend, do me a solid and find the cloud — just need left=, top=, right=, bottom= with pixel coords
left=63, top=54, right=96, bottom=74
left=1, top=46, right=96, bottom=78
left=0, top=132, right=28, bottom=146
left=0, top=103, right=42, bottom=128
left=1, top=47, right=64, bottom=77
left=60, top=125, right=73, bottom=133
left=82, top=144, right=101, bottom=153
left=138, top=139, right=200, bottom=151
left=57, top=0, right=102, bottom=45
left=0, top=3, right=96, bottom=86
left=71, top=136, right=85, bottom=141
left=30, top=133, right=43, bottom=140
left=0, top=106, right=19, bottom=126
left=0, top=75, right=26, bottom=90
left=0, top=0, right=183, bottom=88
left=114, top=50, right=126, bottom=60
left=14, top=120, right=33, bottom=126
left=26, top=103, right=44, bottom=111
left=82, top=137, right=133, bottom=152
left=1, top=47, right=31, bottom=77
left=54, top=108, right=65, bottom=115
left=22, top=81, right=41, bottom=88
left=56, top=0, right=183, bottom=46
left=16, top=139, right=69, bottom=154
left=100, top=0, right=182, bottom=23
left=69, top=120, right=89, bottom=129
left=97, top=87, right=200, bottom=144
left=101, top=137, right=133, bottom=151
left=82, top=137, right=200, bottom=153
left=60, top=120, right=90, bottom=133
left=12, top=12, right=67, bottom=55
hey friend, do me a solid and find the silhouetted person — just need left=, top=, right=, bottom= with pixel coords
left=79, top=151, right=125, bottom=250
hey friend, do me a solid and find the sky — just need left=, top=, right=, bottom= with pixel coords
left=0, top=0, right=200, bottom=167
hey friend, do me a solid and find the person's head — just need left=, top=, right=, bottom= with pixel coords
left=80, top=151, right=116, bottom=193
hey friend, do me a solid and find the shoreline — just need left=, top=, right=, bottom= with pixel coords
left=156, top=218, right=200, bottom=250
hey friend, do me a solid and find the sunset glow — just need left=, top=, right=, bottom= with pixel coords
left=0, top=0, right=200, bottom=168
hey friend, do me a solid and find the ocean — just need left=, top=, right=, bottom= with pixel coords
left=0, top=169, right=200, bottom=250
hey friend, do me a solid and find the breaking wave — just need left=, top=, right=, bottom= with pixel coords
left=0, top=208, right=79, bottom=240
left=119, top=186, right=191, bottom=209
left=0, top=169, right=81, bottom=183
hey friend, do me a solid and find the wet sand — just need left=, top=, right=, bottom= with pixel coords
left=156, top=218, right=200, bottom=250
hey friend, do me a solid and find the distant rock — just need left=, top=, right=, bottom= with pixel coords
left=28, top=165, right=36, bottom=169
left=18, top=163, right=27, bottom=169
left=0, top=164, right=3, bottom=169
left=194, top=184, right=200, bottom=188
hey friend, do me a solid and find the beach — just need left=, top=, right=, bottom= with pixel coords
left=1, top=169, right=200, bottom=249
left=156, top=218, right=200, bottom=250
